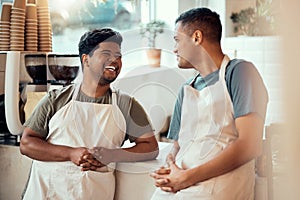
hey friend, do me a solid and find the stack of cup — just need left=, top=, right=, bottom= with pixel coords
left=36, top=0, right=52, bottom=52
left=0, top=3, right=12, bottom=51
left=10, top=0, right=26, bottom=51
left=25, top=4, right=38, bottom=51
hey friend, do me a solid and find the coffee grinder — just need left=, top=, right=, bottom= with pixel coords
left=23, top=53, right=48, bottom=94
left=47, top=53, right=81, bottom=90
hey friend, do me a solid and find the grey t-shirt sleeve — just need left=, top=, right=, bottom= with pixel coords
left=226, top=60, right=269, bottom=120
left=23, top=92, right=55, bottom=138
left=116, top=91, right=153, bottom=142
left=167, top=84, right=185, bottom=141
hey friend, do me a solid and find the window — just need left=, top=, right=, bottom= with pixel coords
left=50, top=0, right=144, bottom=53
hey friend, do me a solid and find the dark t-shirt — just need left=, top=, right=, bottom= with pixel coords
left=23, top=85, right=153, bottom=142
left=168, top=59, right=269, bottom=140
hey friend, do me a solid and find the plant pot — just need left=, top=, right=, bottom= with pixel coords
left=146, top=48, right=161, bottom=67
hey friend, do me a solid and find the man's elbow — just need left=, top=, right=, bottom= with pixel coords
left=151, top=136, right=159, bottom=158
left=149, top=146, right=159, bottom=160
left=145, top=139, right=159, bottom=160
left=19, top=135, right=29, bottom=156
left=143, top=140, right=159, bottom=161
left=19, top=128, right=38, bottom=157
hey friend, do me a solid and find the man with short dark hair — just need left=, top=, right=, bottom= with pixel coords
left=151, top=8, right=268, bottom=199
left=20, top=28, right=158, bottom=200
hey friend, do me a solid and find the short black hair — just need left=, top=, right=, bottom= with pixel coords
left=78, top=28, right=123, bottom=63
left=175, top=7, right=222, bottom=43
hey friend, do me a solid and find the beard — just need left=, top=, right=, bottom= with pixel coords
left=177, top=56, right=194, bottom=69
left=98, top=75, right=117, bottom=86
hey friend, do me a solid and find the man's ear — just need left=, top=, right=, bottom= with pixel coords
left=192, top=30, right=203, bottom=44
left=82, top=54, right=88, bottom=65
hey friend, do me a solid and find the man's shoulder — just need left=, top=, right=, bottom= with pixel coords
left=227, top=59, right=256, bottom=74
left=47, top=84, right=74, bottom=105
left=226, top=59, right=259, bottom=81
left=114, top=88, right=131, bottom=100
left=113, top=88, right=133, bottom=106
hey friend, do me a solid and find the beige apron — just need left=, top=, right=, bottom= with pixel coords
left=23, top=85, right=126, bottom=200
left=151, top=55, right=255, bottom=200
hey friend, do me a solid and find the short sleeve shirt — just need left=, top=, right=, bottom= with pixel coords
left=23, top=85, right=153, bottom=142
left=168, top=59, right=269, bottom=140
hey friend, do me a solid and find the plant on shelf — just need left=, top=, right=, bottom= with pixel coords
left=230, top=7, right=257, bottom=36
left=139, top=20, right=165, bottom=67
left=230, top=0, right=277, bottom=36
left=139, top=20, right=165, bottom=48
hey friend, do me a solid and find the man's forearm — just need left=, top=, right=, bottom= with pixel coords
left=113, top=134, right=159, bottom=162
left=111, top=143, right=159, bottom=163
left=92, top=134, right=159, bottom=164
left=20, top=135, right=73, bottom=162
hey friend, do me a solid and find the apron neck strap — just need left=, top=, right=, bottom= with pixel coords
left=111, top=87, right=117, bottom=105
left=72, top=83, right=81, bottom=100
left=219, top=55, right=230, bottom=80
left=189, top=73, right=200, bottom=86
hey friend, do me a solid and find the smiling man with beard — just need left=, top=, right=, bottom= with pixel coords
left=20, top=28, right=158, bottom=200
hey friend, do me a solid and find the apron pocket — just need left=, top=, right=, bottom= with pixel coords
left=83, top=170, right=116, bottom=199
left=48, top=163, right=115, bottom=199
left=47, top=163, right=83, bottom=199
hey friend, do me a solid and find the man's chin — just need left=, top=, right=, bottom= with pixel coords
left=178, top=59, right=194, bottom=69
left=178, top=64, right=193, bottom=69
left=98, top=77, right=117, bottom=86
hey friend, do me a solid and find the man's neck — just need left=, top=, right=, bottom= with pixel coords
left=80, top=81, right=110, bottom=98
left=195, top=45, right=224, bottom=78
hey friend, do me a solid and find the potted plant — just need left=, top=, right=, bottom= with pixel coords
left=230, top=1, right=277, bottom=36
left=139, top=20, right=165, bottom=67
left=230, top=7, right=256, bottom=36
